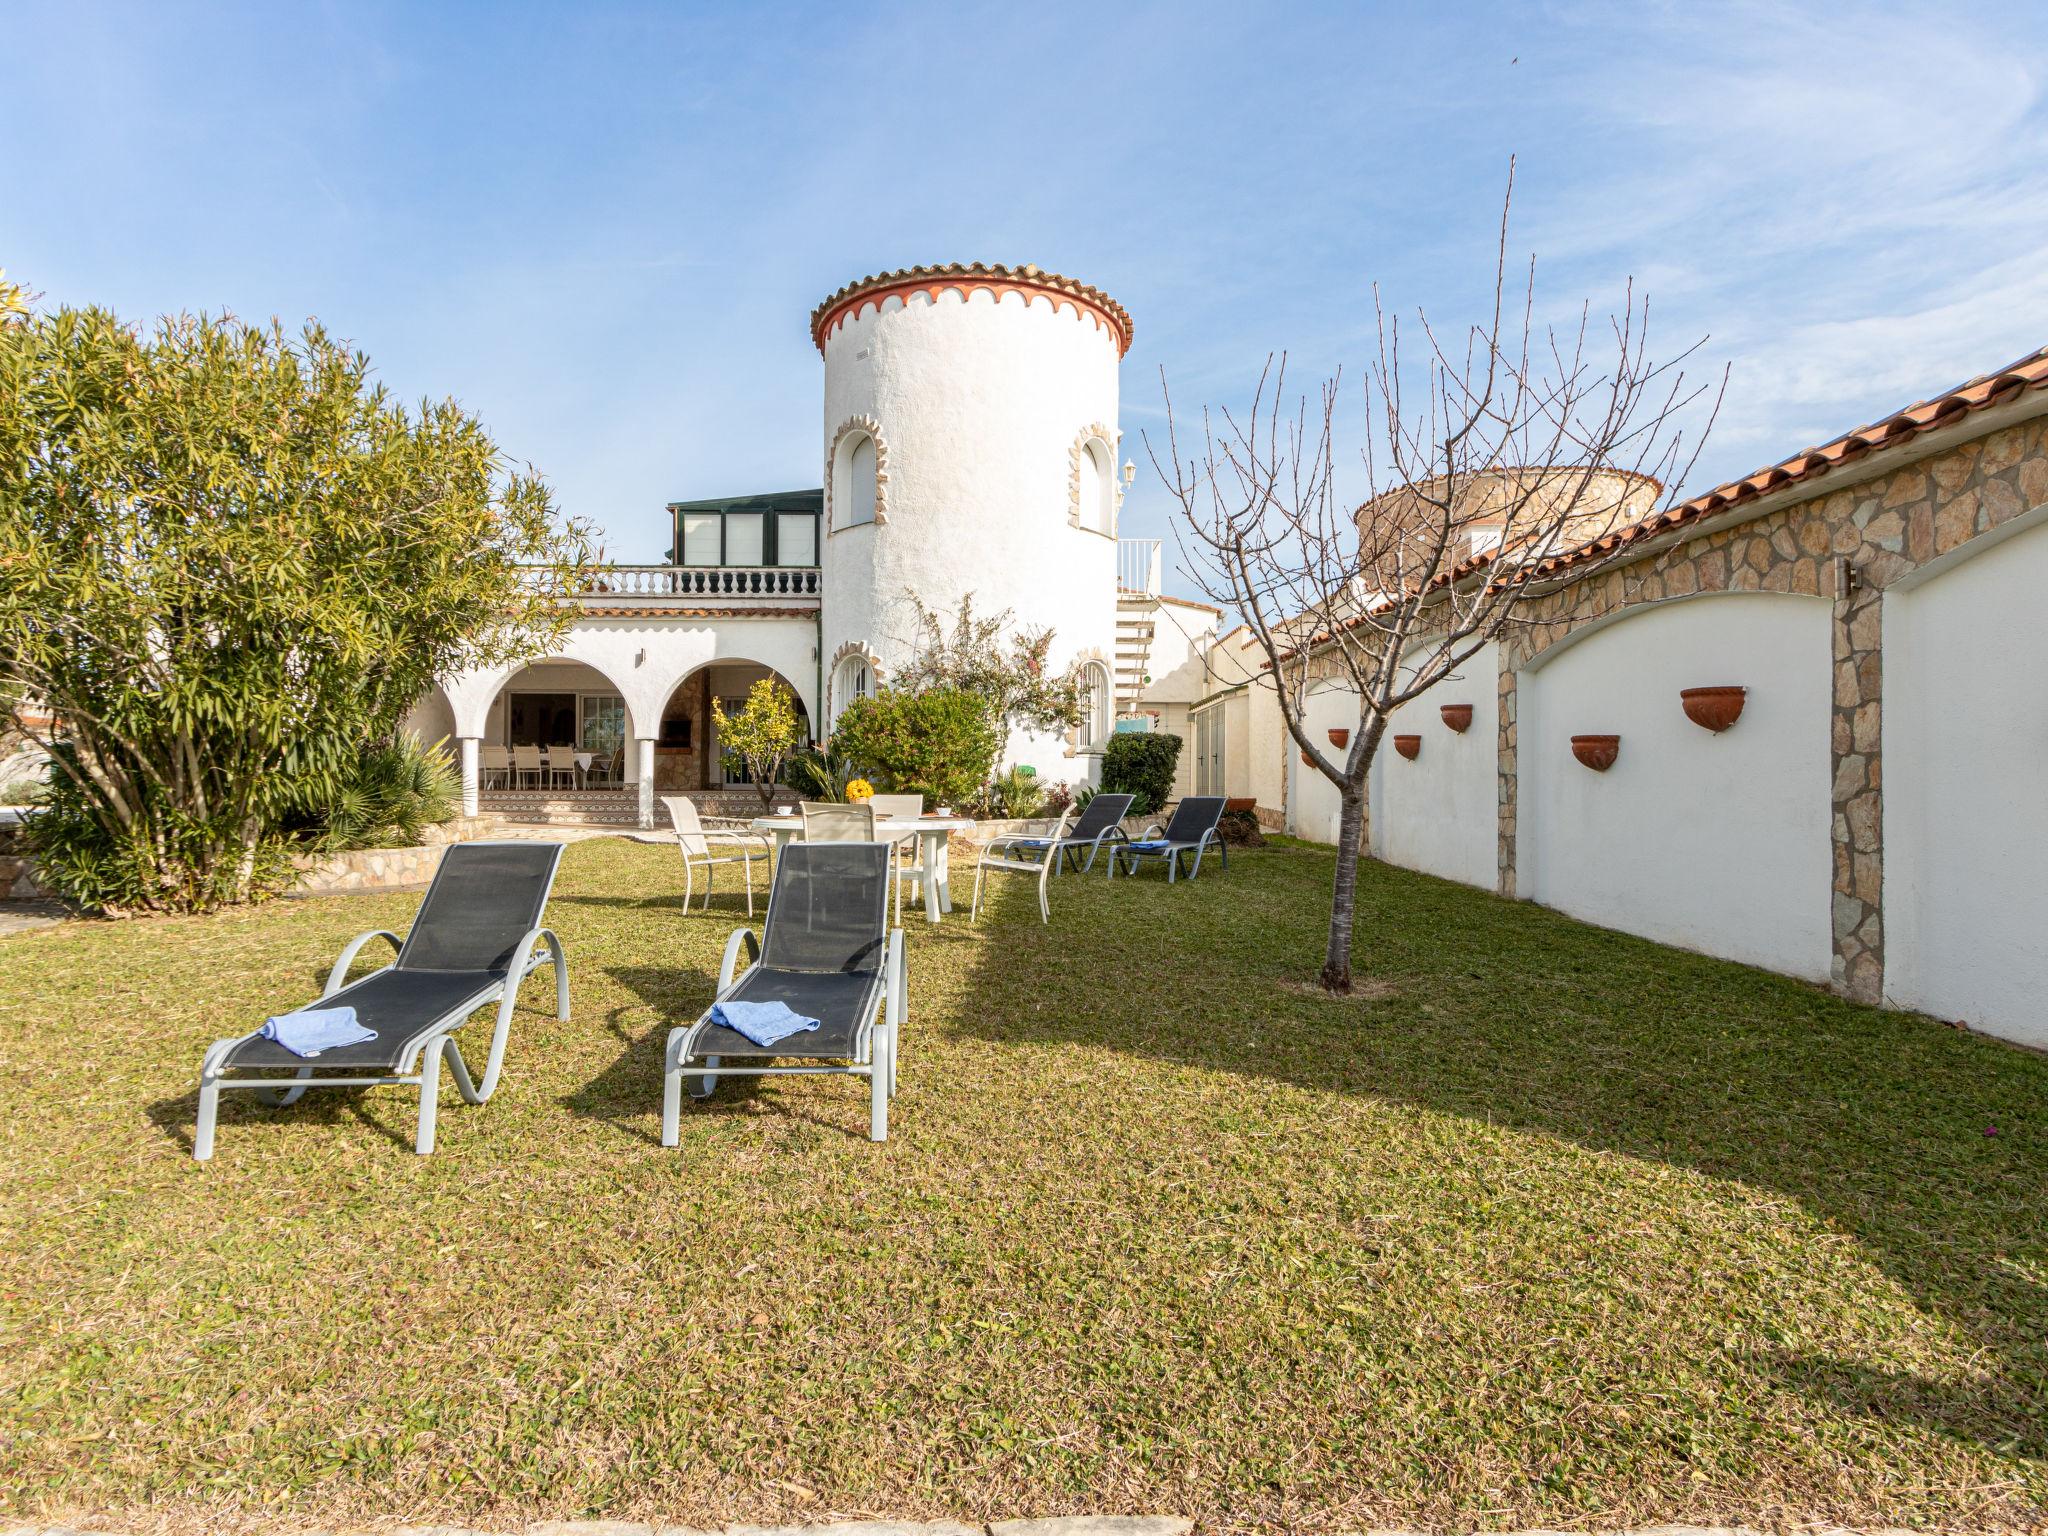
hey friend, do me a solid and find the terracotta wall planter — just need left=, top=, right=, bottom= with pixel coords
left=1300, top=748, right=1314, bottom=767
left=1680, top=685, right=1747, bottom=732
left=1393, top=734, right=1421, bottom=760
left=1439, top=703, right=1473, bottom=733
left=1327, top=727, right=1350, bottom=748
left=1571, top=734, right=1620, bottom=772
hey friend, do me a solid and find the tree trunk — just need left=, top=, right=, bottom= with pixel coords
left=1320, top=786, right=1368, bottom=992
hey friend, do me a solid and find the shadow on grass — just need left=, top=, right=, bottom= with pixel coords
left=146, top=1080, right=414, bottom=1155
left=565, top=963, right=873, bottom=1143
left=953, top=842, right=2048, bottom=1463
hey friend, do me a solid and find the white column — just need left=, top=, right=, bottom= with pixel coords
left=459, top=736, right=480, bottom=819
left=636, top=737, right=656, bottom=829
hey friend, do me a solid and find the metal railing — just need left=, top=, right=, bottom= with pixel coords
left=1117, top=539, right=1162, bottom=596
left=562, top=564, right=821, bottom=599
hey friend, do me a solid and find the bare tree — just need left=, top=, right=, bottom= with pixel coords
left=1151, top=163, right=1724, bottom=993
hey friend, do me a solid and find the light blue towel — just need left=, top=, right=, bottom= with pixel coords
left=259, top=1005, right=377, bottom=1058
left=1124, top=839, right=1169, bottom=852
left=710, top=999, right=821, bottom=1047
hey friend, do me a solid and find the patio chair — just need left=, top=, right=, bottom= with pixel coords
left=480, top=743, right=513, bottom=790
left=1108, top=795, right=1228, bottom=883
left=971, top=805, right=1077, bottom=924
left=869, top=793, right=926, bottom=914
left=585, top=746, right=623, bottom=788
left=662, top=794, right=772, bottom=915
left=540, top=745, right=577, bottom=789
left=1008, top=791, right=1133, bottom=873
left=661, top=842, right=905, bottom=1144
left=193, top=840, right=569, bottom=1160
left=512, top=743, right=544, bottom=789
left=801, top=800, right=875, bottom=842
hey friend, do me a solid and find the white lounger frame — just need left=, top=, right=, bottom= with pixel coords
left=660, top=923, right=906, bottom=1145
left=194, top=924, right=569, bottom=1160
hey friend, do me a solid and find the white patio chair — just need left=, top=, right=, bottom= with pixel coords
left=971, top=805, right=1077, bottom=924
left=663, top=794, right=773, bottom=915
left=868, top=793, right=926, bottom=917
left=512, top=743, right=544, bottom=789
left=479, top=744, right=512, bottom=791
left=540, top=745, right=577, bottom=790
left=800, top=801, right=876, bottom=843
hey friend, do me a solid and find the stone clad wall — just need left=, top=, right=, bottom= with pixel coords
left=1489, top=414, right=2048, bottom=1005
left=1287, top=408, right=2048, bottom=1019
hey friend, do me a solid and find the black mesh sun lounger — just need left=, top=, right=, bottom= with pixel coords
left=662, top=841, right=906, bottom=1144
left=1108, top=795, right=1229, bottom=883
left=1005, top=791, right=1134, bottom=873
left=193, top=840, right=568, bottom=1159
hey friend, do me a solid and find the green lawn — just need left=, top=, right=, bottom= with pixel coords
left=2, top=836, right=2043, bottom=1532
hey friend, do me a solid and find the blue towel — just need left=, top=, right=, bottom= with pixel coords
left=1014, top=837, right=1054, bottom=848
left=1124, top=839, right=1169, bottom=852
left=259, top=1005, right=377, bottom=1058
left=710, top=999, right=821, bottom=1047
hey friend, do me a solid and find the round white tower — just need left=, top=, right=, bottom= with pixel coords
left=814, top=262, right=1129, bottom=784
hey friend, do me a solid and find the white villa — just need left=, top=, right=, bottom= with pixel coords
left=403, top=261, right=1220, bottom=828
left=391, top=259, right=2048, bottom=1051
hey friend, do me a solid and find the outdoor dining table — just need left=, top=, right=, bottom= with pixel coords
left=748, top=812, right=974, bottom=923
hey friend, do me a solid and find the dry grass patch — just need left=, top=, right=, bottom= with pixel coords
left=2, top=837, right=2044, bottom=1533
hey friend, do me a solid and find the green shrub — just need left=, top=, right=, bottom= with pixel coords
left=976, top=764, right=1045, bottom=819
left=290, top=734, right=461, bottom=853
left=1101, top=732, right=1182, bottom=816
left=28, top=741, right=298, bottom=914
left=831, top=688, right=998, bottom=809
left=784, top=746, right=861, bottom=804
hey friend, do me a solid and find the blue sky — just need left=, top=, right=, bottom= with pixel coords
left=10, top=1, right=2048, bottom=587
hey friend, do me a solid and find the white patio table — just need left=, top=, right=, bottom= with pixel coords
left=748, top=812, right=972, bottom=924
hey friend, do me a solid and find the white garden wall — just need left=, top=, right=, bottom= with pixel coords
left=1882, top=512, right=2048, bottom=1048
left=1367, top=643, right=1498, bottom=889
left=1518, top=592, right=1834, bottom=979
left=1287, top=683, right=1361, bottom=846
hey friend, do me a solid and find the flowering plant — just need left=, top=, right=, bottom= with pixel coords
left=845, top=778, right=874, bottom=802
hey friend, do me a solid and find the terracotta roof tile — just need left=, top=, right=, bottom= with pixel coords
left=1279, top=341, right=2048, bottom=662
left=809, top=262, right=1132, bottom=356
left=1442, top=342, right=2048, bottom=586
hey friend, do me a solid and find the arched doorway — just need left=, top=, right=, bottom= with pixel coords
left=472, top=655, right=639, bottom=822
left=652, top=659, right=812, bottom=808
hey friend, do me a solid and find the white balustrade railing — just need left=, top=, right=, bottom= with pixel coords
left=549, top=564, right=821, bottom=599
left=1117, top=538, right=1162, bottom=596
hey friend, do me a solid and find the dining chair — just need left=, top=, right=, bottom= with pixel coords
left=868, top=794, right=926, bottom=917
left=512, top=744, right=544, bottom=790
left=480, top=744, right=512, bottom=791
left=800, top=801, right=876, bottom=843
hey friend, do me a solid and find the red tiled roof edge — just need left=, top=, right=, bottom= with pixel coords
left=1496, top=342, right=2048, bottom=584
left=1279, top=341, right=2048, bottom=661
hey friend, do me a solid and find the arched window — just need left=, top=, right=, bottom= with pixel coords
left=832, top=652, right=872, bottom=725
left=834, top=430, right=877, bottom=530
left=1077, top=659, right=1113, bottom=749
left=1077, top=437, right=1115, bottom=535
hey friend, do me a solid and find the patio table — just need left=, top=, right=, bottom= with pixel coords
left=749, top=812, right=972, bottom=924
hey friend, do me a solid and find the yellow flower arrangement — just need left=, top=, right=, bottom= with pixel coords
left=845, top=778, right=874, bottom=803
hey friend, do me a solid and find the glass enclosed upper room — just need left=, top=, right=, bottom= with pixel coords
left=667, top=489, right=823, bottom=568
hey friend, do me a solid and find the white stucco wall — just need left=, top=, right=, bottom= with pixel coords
left=1882, top=512, right=2048, bottom=1048
left=1518, top=592, right=1834, bottom=980
left=1367, top=643, right=1499, bottom=889
left=819, top=283, right=1120, bottom=779
left=1287, top=683, right=1362, bottom=846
